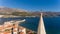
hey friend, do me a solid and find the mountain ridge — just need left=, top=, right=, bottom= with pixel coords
left=0, top=6, right=60, bottom=17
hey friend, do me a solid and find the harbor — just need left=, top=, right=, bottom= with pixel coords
left=0, top=13, right=60, bottom=34
left=0, top=18, right=36, bottom=34
left=0, top=0, right=60, bottom=34
left=0, top=13, right=46, bottom=34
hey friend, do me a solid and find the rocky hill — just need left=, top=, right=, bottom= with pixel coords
left=0, top=6, right=60, bottom=17
left=0, top=6, right=27, bottom=15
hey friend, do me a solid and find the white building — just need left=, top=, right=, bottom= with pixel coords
left=19, top=26, right=26, bottom=34
left=0, top=20, right=26, bottom=34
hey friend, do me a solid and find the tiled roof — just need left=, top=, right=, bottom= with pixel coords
left=0, top=21, right=26, bottom=34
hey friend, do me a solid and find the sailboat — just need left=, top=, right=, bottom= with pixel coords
left=37, top=13, right=46, bottom=34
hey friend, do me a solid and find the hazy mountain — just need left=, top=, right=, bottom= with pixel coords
left=0, top=6, right=27, bottom=14
left=0, top=6, right=60, bottom=17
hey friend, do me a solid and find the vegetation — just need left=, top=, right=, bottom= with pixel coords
left=11, top=12, right=34, bottom=16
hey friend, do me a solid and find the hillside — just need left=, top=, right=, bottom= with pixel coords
left=0, top=6, right=60, bottom=17
left=0, top=6, right=26, bottom=15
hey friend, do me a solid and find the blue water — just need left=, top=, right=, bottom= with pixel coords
left=0, top=17, right=60, bottom=34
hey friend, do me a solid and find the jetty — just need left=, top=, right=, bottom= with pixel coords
left=37, top=13, right=46, bottom=34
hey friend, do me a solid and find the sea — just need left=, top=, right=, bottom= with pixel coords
left=0, top=17, right=60, bottom=34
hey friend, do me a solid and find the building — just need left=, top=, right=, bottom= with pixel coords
left=0, top=20, right=26, bottom=34
left=0, top=25, right=4, bottom=34
left=19, top=26, right=26, bottom=34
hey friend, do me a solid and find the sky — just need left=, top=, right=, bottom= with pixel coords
left=0, top=0, right=60, bottom=12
